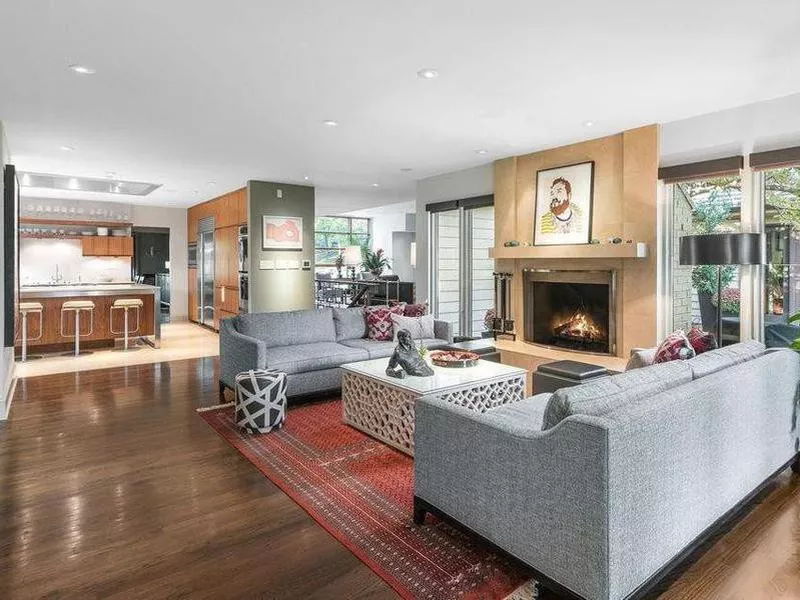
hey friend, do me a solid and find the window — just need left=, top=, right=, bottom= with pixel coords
left=314, top=216, right=370, bottom=267
left=762, top=165, right=800, bottom=348
left=670, top=176, right=742, bottom=345
left=430, top=203, right=495, bottom=337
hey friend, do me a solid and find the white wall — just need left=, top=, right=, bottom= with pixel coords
left=0, top=122, right=13, bottom=419
left=415, top=164, right=494, bottom=302
left=345, top=201, right=415, bottom=277
left=130, top=205, right=188, bottom=320
left=661, top=92, right=800, bottom=165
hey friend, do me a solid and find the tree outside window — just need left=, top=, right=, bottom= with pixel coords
left=314, top=216, right=371, bottom=268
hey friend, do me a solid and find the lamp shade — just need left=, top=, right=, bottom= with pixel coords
left=679, top=233, right=766, bottom=266
left=343, top=246, right=362, bottom=267
left=410, top=242, right=417, bottom=268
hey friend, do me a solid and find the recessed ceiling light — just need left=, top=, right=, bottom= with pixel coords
left=303, top=175, right=312, bottom=181
left=475, top=149, right=488, bottom=155
left=105, top=171, right=116, bottom=178
left=583, top=120, right=595, bottom=127
left=208, top=180, right=217, bottom=186
left=165, top=188, right=177, bottom=193
left=68, top=64, right=95, bottom=75
left=417, top=68, right=440, bottom=79
left=322, top=120, right=339, bottom=127
left=371, top=183, right=380, bottom=188
left=60, top=145, right=75, bottom=152
left=400, top=168, right=413, bottom=173
left=192, top=190, right=199, bottom=195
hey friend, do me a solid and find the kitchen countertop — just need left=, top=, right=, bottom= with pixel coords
left=20, top=283, right=159, bottom=298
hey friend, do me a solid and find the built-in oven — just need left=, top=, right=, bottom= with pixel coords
left=188, top=242, right=198, bottom=268
left=238, top=273, right=249, bottom=313
left=238, top=226, right=248, bottom=273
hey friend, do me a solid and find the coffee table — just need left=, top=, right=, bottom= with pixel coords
left=341, top=357, right=527, bottom=456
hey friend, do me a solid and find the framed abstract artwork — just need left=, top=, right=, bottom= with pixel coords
left=533, top=161, right=594, bottom=246
left=262, top=215, right=303, bottom=250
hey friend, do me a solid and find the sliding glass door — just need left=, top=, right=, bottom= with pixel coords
left=430, top=203, right=495, bottom=338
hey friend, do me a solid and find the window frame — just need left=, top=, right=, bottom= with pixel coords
left=313, top=216, right=372, bottom=267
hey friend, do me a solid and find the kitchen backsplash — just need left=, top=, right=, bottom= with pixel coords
left=20, top=238, right=132, bottom=285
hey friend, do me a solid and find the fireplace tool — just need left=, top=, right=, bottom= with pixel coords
left=492, top=272, right=516, bottom=340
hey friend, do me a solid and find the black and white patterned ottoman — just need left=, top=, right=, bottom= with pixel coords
left=234, top=370, right=288, bottom=433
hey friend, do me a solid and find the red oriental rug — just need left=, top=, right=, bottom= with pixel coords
left=198, top=399, right=536, bottom=600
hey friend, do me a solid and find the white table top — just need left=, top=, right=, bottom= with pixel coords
left=341, top=356, right=526, bottom=395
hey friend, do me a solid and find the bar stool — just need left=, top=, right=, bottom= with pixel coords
left=17, top=302, right=43, bottom=361
left=110, top=298, right=143, bottom=351
left=61, top=300, right=95, bottom=356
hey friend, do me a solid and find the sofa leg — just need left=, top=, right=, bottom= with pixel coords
left=413, top=496, right=427, bottom=525
left=792, top=454, right=799, bottom=474
left=219, top=381, right=227, bottom=402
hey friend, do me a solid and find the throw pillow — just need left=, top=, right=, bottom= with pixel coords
left=365, top=305, right=405, bottom=341
left=403, top=303, right=428, bottom=317
left=654, top=330, right=696, bottom=364
left=687, top=326, right=717, bottom=355
left=390, top=313, right=435, bottom=340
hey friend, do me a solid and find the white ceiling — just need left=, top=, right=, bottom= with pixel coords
left=2, top=0, right=799, bottom=209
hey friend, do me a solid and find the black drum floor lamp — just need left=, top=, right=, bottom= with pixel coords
left=679, top=233, right=766, bottom=346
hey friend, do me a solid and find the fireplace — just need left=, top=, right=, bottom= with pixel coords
left=523, top=269, right=616, bottom=355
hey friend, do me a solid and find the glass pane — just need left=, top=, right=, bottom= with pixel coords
left=469, top=206, right=495, bottom=336
left=764, top=166, right=800, bottom=348
left=672, top=177, right=742, bottom=345
left=314, top=216, right=350, bottom=233
left=351, top=218, right=369, bottom=234
left=315, top=248, right=340, bottom=266
left=434, top=210, right=461, bottom=336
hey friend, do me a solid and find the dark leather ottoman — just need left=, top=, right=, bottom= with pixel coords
left=534, top=360, right=609, bottom=394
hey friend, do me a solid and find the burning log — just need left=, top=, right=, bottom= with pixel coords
left=553, top=311, right=605, bottom=342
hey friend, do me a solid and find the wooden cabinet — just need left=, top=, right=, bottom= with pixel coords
left=214, top=225, right=239, bottom=289
left=236, top=188, right=247, bottom=225
left=188, top=267, right=198, bottom=322
left=81, top=236, right=133, bottom=257
left=187, top=187, right=247, bottom=244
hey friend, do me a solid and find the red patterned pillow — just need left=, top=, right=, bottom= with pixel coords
left=403, top=303, right=428, bottom=317
left=654, top=330, right=696, bottom=364
left=687, top=326, right=717, bottom=355
left=365, top=305, right=405, bottom=341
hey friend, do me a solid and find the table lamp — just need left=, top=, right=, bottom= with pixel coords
left=343, top=246, right=362, bottom=280
left=679, top=232, right=765, bottom=346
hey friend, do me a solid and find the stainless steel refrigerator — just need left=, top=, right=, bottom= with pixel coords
left=197, top=216, right=215, bottom=327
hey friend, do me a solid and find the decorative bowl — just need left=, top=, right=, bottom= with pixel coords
left=429, top=350, right=481, bottom=368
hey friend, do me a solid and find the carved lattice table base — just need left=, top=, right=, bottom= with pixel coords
left=341, top=361, right=526, bottom=456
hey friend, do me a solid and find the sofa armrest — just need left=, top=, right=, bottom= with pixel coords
left=433, top=319, right=454, bottom=343
left=219, top=318, right=267, bottom=387
left=414, top=395, right=610, bottom=600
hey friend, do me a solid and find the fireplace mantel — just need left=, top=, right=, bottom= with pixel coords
left=489, top=242, right=647, bottom=260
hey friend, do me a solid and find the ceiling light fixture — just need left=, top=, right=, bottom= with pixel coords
left=417, top=68, right=440, bottom=79
left=322, top=120, right=339, bottom=127
left=371, top=183, right=380, bottom=188
left=68, top=64, right=96, bottom=75
left=303, top=175, right=312, bottom=181
left=400, top=168, right=413, bottom=173
left=60, top=145, right=75, bottom=152
left=105, top=171, right=116, bottom=178
left=475, top=149, right=488, bottom=155
left=583, top=120, right=595, bottom=127
left=208, top=180, right=217, bottom=186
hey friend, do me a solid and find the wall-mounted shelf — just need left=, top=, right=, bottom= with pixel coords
left=489, top=243, right=648, bottom=260
left=20, top=218, right=133, bottom=228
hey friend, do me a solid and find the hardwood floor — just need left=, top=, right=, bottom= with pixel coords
left=0, top=357, right=798, bottom=599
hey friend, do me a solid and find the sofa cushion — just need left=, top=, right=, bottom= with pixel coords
left=687, top=326, right=717, bottom=355
left=237, top=308, right=336, bottom=348
left=403, top=302, right=428, bottom=317
left=542, top=360, right=693, bottom=430
left=654, top=330, right=696, bottom=363
left=391, top=313, right=435, bottom=340
left=340, top=337, right=449, bottom=359
left=625, top=347, right=657, bottom=371
left=484, top=394, right=552, bottom=434
left=687, top=340, right=766, bottom=379
left=365, top=305, right=405, bottom=341
left=332, top=307, right=367, bottom=341
left=264, top=342, right=369, bottom=375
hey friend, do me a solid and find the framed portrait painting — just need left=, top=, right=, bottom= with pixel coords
left=262, top=215, right=303, bottom=250
left=533, top=161, right=594, bottom=246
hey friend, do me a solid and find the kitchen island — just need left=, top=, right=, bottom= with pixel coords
left=18, top=283, right=161, bottom=351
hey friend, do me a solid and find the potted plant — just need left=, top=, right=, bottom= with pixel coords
left=767, top=264, right=785, bottom=315
left=361, top=248, right=391, bottom=278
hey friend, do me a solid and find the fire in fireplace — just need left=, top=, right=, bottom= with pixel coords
left=523, top=270, right=616, bottom=355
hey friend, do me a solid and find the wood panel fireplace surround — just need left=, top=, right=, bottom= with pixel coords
left=523, top=269, right=617, bottom=356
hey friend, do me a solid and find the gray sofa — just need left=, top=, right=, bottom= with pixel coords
left=219, top=307, right=453, bottom=399
left=414, top=341, right=800, bottom=600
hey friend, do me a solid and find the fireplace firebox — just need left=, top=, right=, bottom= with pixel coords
left=523, top=269, right=616, bottom=355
